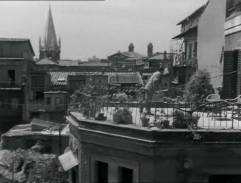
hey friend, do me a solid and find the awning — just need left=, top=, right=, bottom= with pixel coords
left=172, top=26, right=197, bottom=39
left=58, top=150, right=79, bottom=171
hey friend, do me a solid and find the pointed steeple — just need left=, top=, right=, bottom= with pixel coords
left=39, top=5, right=61, bottom=61
left=44, top=5, right=58, bottom=50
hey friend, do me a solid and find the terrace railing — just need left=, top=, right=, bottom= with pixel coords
left=70, top=95, right=241, bottom=130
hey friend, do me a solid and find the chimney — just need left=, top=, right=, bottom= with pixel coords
left=147, top=43, right=153, bottom=57
left=128, top=43, right=134, bottom=52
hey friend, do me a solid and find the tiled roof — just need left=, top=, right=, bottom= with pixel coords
left=49, top=71, right=144, bottom=87
left=108, top=72, right=143, bottom=85
left=148, top=53, right=173, bottom=60
left=79, top=61, right=109, bottom=67
left=121, top=51, right=145, bottom=59
left=37, top=58, right=58, bottom=65
left=56, top=60, right=109, bottom=67
left=49, top=72, right=76, bottom=86
left=49, top=71, right=104, bottom=86
left=109, top=51, right=145, bottom=60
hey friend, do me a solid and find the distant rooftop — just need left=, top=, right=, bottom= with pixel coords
left=148, top=52, right=173, bottom=60
left=37, top=58, right=58, bottom=65
left=109, top=51, right=145, bottom=60
left=36, top=59, right=109, bottom=67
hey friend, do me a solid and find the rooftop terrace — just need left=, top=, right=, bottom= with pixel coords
left=68, top=111, right=241, bottom=144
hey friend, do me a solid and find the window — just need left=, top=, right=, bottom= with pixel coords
left=8, top=70, right=15, bottom=86
left=95, top=161, right=108, bottom=183
left=36, top=92, right=44, bottom=100
left=71, top=166, right=79, bottom=183
left=188, top=43, right=192, bottom=59
left=119, top=167, right=133, bottom=183
left=209, top=175, right=241, bottom=183
left=11, top=98, right=18, bottom=109
left=46, top=97, right=51, bottom=105
left=55, top=97, right=62, bottom=105
left=194, top=42, right=197, bottom=57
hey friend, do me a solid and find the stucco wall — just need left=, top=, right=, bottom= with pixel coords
left=197, top=0, right=226, bottom=88
left=70, top=119, right=241, bottom=183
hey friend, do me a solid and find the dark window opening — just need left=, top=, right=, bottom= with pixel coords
left=35, top=92, right=44, bottom=100
left=194, top=41, right=197, bottom=57
left=209, top=175, right=241, bottom=183
left=188, top=43, right=192, bottom=59
left=55, top=97, right=61, bottom=105
left=71, top=166, right=79, bottom=183
left=8, top=70, right=15, bottom=86
left=119, top=167, right=133, bottom=183
left=46, top=97, right=51, bottom=105
left=95, top=161, right=108, bottom=183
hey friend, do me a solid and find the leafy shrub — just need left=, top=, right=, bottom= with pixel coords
left=113, top=108, right=132, bottom=124
left=154, top=120, right=170, bottom=129
left=172, top=110, right=199, bottom=129
left=185, top=70, right=214, bottom=107
left=160, top=120, right=170, bottom=128
left=140, top=113, right=149, bottom=127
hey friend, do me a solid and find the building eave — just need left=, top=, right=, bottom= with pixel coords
left=172, top=26, right=197, bottom=39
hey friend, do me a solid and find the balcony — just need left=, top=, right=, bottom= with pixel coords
left=173, top=53, right=197, bottom=68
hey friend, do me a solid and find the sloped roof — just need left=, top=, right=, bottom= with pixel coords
left=108, top=72, right=143, bottom=85
left=172, top=26, right=197, bottom=39
left=79, top=61, right=109, bottom=67
left=109, top=51, right=145, bottom=60
left=177, top=3, right=207, bottom=25
left=51, top=60, right=109, bottom=67
left=37, top=58, right=58, bottom=65
left=148, top=53, right=173, bottom=60
left=31, top=118, right=66, bottom=131
left=49, top=72, right=76, bottom=86
left=121, top=51, right=145, bottom=59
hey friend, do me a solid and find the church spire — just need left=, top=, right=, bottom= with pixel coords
left=44, top=5, right=58, bottom=50
left=39, top=5, right=61, bottom=61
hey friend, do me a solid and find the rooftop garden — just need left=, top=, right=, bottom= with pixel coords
left=68, top=70, right=241, bottom=131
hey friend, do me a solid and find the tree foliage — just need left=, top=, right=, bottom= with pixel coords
left=68, top=77, right=108, bottom=118
left=185, top=70, right=214, bottom=107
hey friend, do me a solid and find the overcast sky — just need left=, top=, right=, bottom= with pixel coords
left=0, top=0, right=206, bottom=60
